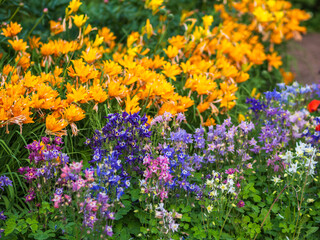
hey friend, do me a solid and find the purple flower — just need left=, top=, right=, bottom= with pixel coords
left=0, top=175, right=12, bottom=190
left=0, top=211, right=7, bottom=220
left=105, top=225, right=113, bottom=236
left=176, top=113, right=186, bottom=122
left=237, top=200, right=245, bottom=208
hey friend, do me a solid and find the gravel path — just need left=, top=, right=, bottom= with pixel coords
left=287, top=33, right=320, bottom=85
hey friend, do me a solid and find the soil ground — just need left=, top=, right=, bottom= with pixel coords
left=287, top=33, right=320, bottom=85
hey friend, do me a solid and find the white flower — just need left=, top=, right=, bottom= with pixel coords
left=220, top=184, right=227, bottom=192
left=287, top=162, right=298, bottom=174
left=206, top=179, right=214, bottom=187
left=207, top=205, right=213, bottom=213
left=139, top=179, right=147, bottom=187
left=227, top=178, right=234, bottom=186
left=281, top=150, right=294, bottom=164
left=209, top=190, right=218, bottom=197
left=228, top=186, right=235, bottom=194
left=170, top=223, right=179, bottom=232
left=272, top=176, right=281, bottom=184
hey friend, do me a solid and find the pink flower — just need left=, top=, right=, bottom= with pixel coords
left=70, top=161, right=83, bottom=173
left=85, top=169, right=94, bottom=182
left=25, top=194, right=35, bottom=202
left=61, top=165, right=71, bottom=179
left=143, top=169, right=152, bottom=179
left=64, top=194, right=71, bottom=202
left=86, top=200, right=98, bottom=212
left=150, top=164, right=159, bottom=173
left=72, top=178, right=86, bottom=191
left=143, top=156, right=151, bottom=165
left=159, top=188, right=168, bottom=201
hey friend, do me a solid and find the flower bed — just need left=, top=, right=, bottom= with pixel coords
left=0, top=0, right=319, bottom=239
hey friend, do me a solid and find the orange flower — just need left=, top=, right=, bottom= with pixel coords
left=45, top=115, right=68, bottom=136
left=197, top=102, right=210, bottom=113
left=162, top=62, right=181, bottom=81
left=220, top=93, right=237, bottom=109
left=49, top=20, right=64, bottom=35
left=1, top=22, right=22, bottom=37
left=267, top=52, right=282, bottom=70
left=64, top=104, right=85, bottom=123
left=15, top=53, right=31, bottom=70
left=98, top=27, right=116, bottom=46
left=8, top=39, right=28, bottom=52
left=29, top=36, right=41, bottom=49
left=89, top=84, right=108, bottom=103
left=202, top=117, right=216, bottom=127
left=280, top=68, right=295, bottom=85
left=125, top=95, right=141, bottom=114
left=168, top=35, right=187, bottom=50
left=81, top=47, right=102, bottom=64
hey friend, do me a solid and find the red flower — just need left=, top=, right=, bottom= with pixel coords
left=308, top=100, right=320, bottom=113
left=316, top=124, right=320, bottom=131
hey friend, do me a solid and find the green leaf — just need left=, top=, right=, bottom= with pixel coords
left=130, top=189, right=140, bottom=201
left=30, top=224, right=39, bottom=233
left=4, top=218, right=17, bottom=236
left=271, top=203, right=279, bottom=213
left=306, top=227, right=319, bottom=237
left=182, top=214, right=191, bottom=222
left=253, top=195, right=261, bottom=202
left=181, top=205, right=192, bottom=213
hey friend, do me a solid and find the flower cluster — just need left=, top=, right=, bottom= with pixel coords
left=18, top=136, right=68, bottom=202
left=86, top=112, right=151, bottom=165
left=0, top=0, right=310, bottom=136
left=281, top=141, right=318, bottom=177
left=154, top=203, right=181, bottom=235
left=142, top=155, right=173, bottom=201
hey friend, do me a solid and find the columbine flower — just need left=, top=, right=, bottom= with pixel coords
left=237, top=200, right=245, bottom=208
left=207, top=205, right=213, bottom=213
left=0, top=211, right=7, bottom=220
left=104, top=225, right=113, bottom=237
left=271, top=176, right=281, bottom=185
left=70, top=160, right=83, bottom=173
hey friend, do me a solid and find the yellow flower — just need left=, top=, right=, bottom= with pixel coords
left=202, top=15, right=213, bottom=30
left=66, top=0, right=82, bottom=16
left=73, top=15, right=88, bottom=28
left=163, top=45, right=179, bottom=59
left=238, top=114, right=245, bottom=123
left=142, top=19, right=154, bottom=39
left=145, top=0, right=164, bottom=13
